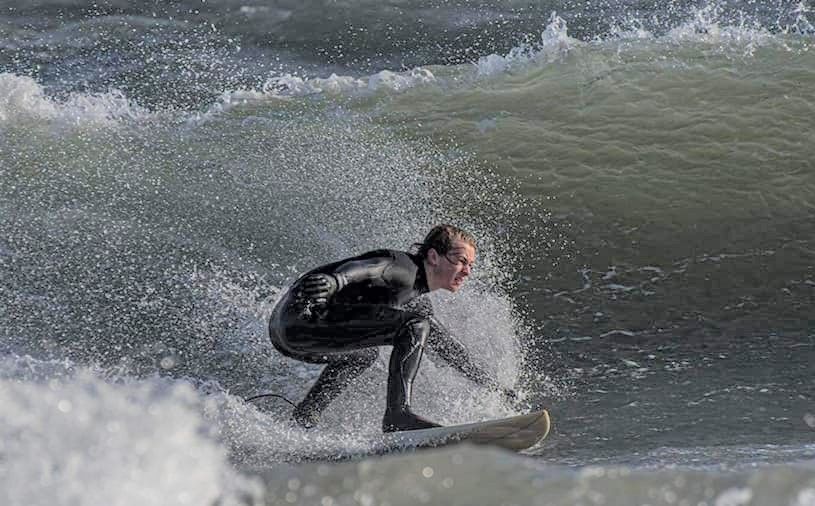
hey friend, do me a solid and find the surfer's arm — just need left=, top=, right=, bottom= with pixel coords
left=330, top=256, right=391, bottom=291
left=298, top=254, right=392, bottom=305
left=403, top=296, right=498, bottom=388
left=405, top=297, right=518, bottom=402
left=425, top=316, right=498, bottom=389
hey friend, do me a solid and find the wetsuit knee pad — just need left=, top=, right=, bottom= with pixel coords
left=399, top=318, right=430, bottom=347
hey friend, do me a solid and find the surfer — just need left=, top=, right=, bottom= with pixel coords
left=268, top=224, right=517, bottom=432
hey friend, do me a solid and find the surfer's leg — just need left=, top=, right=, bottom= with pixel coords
left=291, top=348, right=378, bottom=428
left=271, top=301, right=439, bottom=430
left=307, top=306, right=441, bottom=431
left=382, top=318, right=441, bottom=432
left=271, top=304, right=404, bottom=428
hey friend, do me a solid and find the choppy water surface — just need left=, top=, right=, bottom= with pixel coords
left=2, top=1, right=814, bottom=505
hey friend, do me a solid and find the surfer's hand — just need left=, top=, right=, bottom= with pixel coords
left=299, top=274, right=339, bottom=305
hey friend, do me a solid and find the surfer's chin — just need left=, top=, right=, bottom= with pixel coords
left=449, top=279, right=464, bottom=292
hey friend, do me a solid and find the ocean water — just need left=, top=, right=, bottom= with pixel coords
left=2, top=1, right=815, bottom=504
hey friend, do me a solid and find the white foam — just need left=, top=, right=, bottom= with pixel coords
left=474, top=5, right=789, bottom=80
left=239, top=5, right=292, bottom=22
left=794, top=488, right=815, bottom=506
left=261, top=67, right=437, bottom=97
left=783, top=2, right=815, bottom=34
left=0, top=73, right=146, bottom=127
left=190, top=67, right=436, bottom=122
left=0, top=356, right=262, bottom=506
left=665, top=4, right=774, bottom=52
left=715, top=487, right=753, bottom=506
left=609, top=23, right=654, bottom=41
left=476, top=13, right=576, bottom=77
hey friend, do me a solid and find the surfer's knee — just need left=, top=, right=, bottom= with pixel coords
left=400, top=318, right=430, bottom=346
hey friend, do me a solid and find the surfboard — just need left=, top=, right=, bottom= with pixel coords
left=381, top=409, right=550, bottom=453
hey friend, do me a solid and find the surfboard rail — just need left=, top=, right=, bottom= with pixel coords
left=382, top=409, right=551, bottom=452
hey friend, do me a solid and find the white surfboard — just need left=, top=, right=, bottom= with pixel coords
left=381, top=409, right=551, bottom=452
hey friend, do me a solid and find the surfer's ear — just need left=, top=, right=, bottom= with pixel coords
left=427, top=248, right=440, bottom=266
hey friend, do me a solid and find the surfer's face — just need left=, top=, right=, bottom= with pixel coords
left=427, top=240, right=475, bottom=292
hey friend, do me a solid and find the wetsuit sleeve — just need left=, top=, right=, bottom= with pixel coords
left=330, top=255, right=392, bottom=291
left=426, top=316, right=498, bottom=388
left=406, top=297, right=498, bottom=388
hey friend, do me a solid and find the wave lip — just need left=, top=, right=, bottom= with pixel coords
left=205, top=3, right=807, bottom=114
left=261, top=67, right=437, bottom=98
left=192, top=67, right=437, bottom=120
left=0, top=73, right=147, bottom=127
left=476, top=12, right=576, bottom=77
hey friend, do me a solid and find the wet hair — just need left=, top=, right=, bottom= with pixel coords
left=412, top=224, right=477, bottom=259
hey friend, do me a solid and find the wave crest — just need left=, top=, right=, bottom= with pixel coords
left=0, top=73, right=147, bottom=127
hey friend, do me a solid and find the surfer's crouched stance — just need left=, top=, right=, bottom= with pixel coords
left=269, top=224, right=515, bottom=432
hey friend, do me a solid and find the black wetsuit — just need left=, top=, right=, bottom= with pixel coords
left=268, top=249, right=496, bottom=432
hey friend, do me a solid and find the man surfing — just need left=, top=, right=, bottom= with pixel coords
left=268, top=224, right=517, bottom=432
